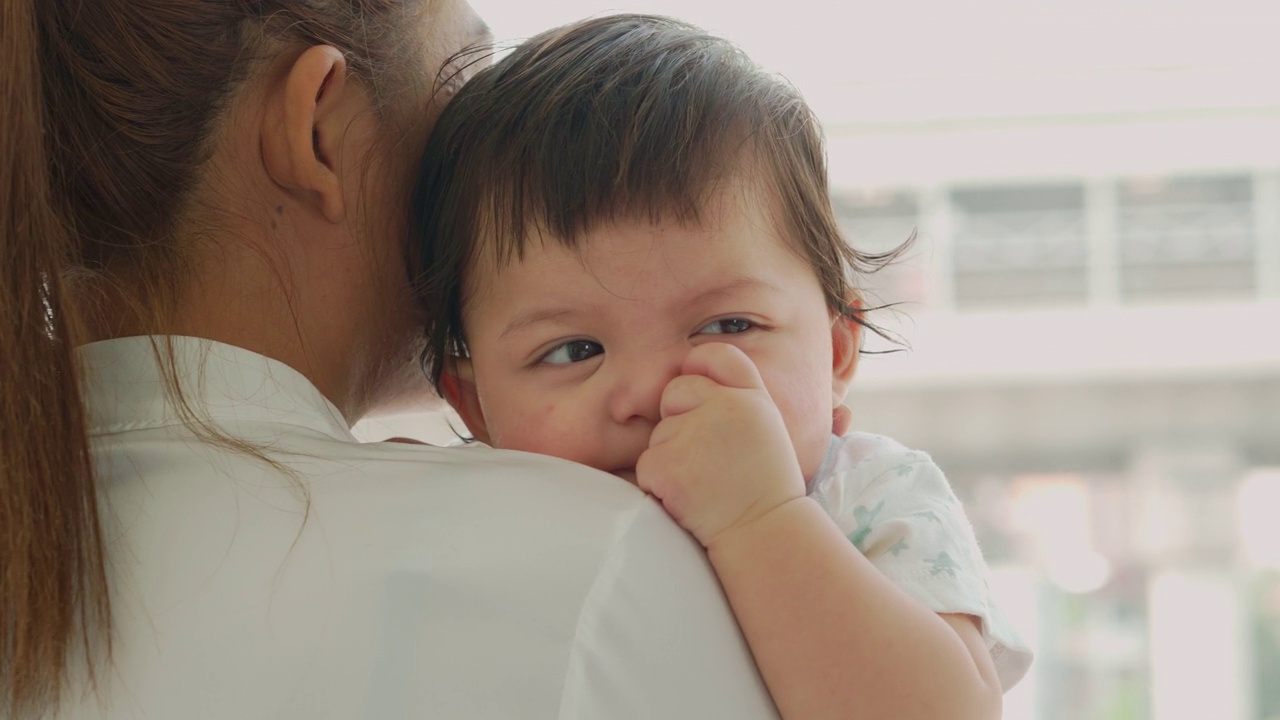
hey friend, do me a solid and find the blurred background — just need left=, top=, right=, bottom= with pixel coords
left=356, top=2, right=1280, bottom=717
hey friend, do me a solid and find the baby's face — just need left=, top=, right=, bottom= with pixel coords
left=450, top=185, right=858, bottom=481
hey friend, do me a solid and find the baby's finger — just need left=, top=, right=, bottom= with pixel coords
left=832, top=405, right=853, bottom=436
left=646, top=404, right=701, bottom=455
left=635, top=441, right=679, bottom=500
left=634, top=447, right=659, bottom=494
left=680, top=342, right=764, bottom=391
left=658, top=373, right=718, bottom=419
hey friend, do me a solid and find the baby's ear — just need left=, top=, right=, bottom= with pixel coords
left=440, top=358, right=491, bottom=444
left=831, top=296, right=863, bottom=405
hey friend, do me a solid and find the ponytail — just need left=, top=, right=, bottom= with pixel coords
left=1, top=0, right=109, bottom=714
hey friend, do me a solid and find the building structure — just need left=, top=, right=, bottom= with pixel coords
left=830, top=47, right=1280, bottom=720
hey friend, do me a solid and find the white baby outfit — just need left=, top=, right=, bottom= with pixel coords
left=809, top=432, right=1033, bottom=690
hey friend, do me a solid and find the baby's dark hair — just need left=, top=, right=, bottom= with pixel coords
left=409, top=14, right=903, bottom=391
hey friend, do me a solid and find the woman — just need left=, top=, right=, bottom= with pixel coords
left=0, top=1, right=778, bottom=717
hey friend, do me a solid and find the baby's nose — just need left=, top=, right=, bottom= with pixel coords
left=606, top=352, right=683, bottom=425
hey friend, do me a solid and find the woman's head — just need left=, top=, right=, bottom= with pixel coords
left=42, top=0, right=441, bottom=291
left=410, top=14, right=898, bottom=393
left=2, top=0, right=484, bottom=713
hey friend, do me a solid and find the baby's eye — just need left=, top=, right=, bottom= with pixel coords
left=541, top=339, right=604, bottom=365
left=698, top=318, right=754, bottom=335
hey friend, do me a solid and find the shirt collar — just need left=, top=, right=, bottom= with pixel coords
left=79, top=335, right=355, bottom=442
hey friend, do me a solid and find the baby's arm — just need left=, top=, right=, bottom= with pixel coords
left=637, top=343, right=1002, bottom=720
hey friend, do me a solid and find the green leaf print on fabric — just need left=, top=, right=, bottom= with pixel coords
left=925, top=551, right=960, bottom=578
left=911, top=509, right=943, bottom=524
left=888, top=539, right=910, bottom=557
left=847, top=499, right=885, bottom=552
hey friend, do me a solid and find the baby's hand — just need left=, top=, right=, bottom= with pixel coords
left=635, top=343, right=806, bottom=549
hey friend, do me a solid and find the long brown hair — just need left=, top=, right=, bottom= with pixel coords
left=1, top=1, right=431, bottom=714
left=410, top=14, right=907, bottom=389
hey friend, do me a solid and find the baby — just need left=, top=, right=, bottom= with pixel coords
left=410, top=14, right=1031, bottom=719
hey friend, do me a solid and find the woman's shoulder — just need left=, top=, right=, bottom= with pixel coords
left=99, top=428, right=682, bottom=608
left=95, top=434, right=776, bottom=717
left=308, top=440, right=774, bottom=716
left=277, top=438, right=718, bottom=602
left=309, top=438, right=655, bottom=534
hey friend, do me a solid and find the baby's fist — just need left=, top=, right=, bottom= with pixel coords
left=636, top=343, right=805, bottom=548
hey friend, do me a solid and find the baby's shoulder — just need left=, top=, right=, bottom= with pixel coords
left=826, top=431, right=937, bottom=475
left=813, top=432, right=953, bottom=503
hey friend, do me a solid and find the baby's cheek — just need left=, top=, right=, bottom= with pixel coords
left=788, top=401, right=835, bottom=480
left=491, top=402, right=593, bottom=465
left=765, top=369, right=834, bottom=480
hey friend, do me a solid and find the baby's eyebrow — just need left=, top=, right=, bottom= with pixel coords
left=500, top=308, right=577, bottom=340
left=683, top=276, right=783, bottom=306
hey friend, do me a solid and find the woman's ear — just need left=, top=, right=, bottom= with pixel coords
left=440, top=358, right=491, bottom=444
left=260, top=45, right=354, bottom=223
left=831, top=296, right=863, bottom=406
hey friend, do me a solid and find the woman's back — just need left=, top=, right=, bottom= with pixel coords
left=68, top=337, right=776, bottom=718
left=3, top=1, right=779, bottom=715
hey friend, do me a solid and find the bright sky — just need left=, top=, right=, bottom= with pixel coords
left=470, top=0, right=1280, bottom=124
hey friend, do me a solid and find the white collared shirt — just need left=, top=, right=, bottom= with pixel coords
left=64, top=336, right=776, bottom=719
